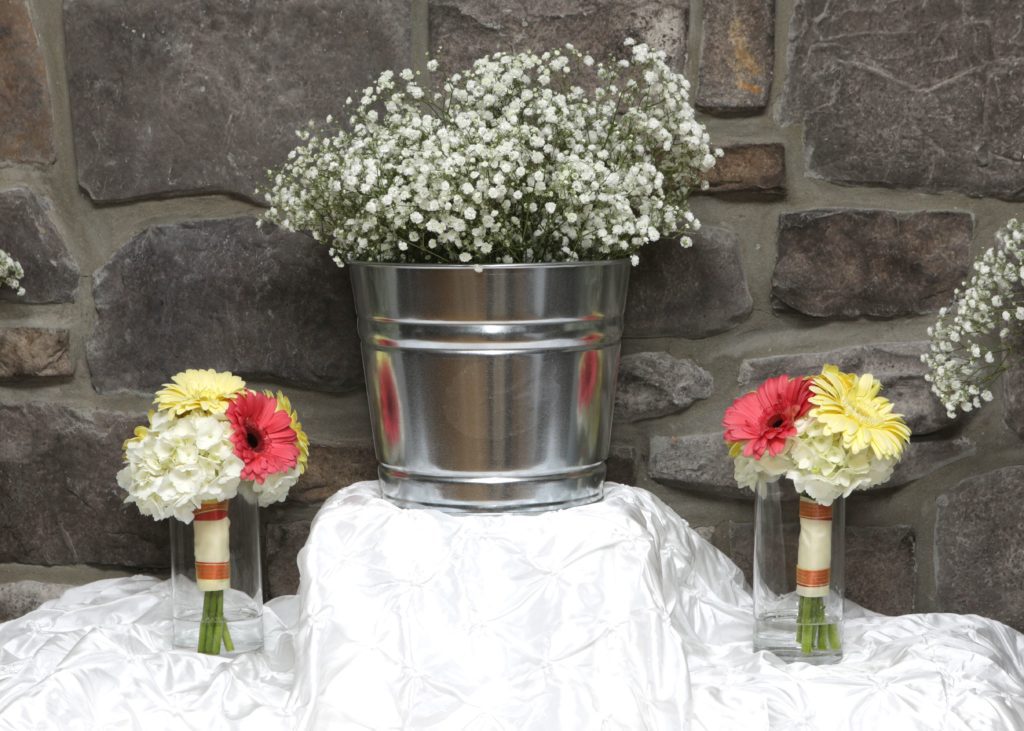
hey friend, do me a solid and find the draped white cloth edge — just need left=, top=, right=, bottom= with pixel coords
left=0, top=482, right=1021, bottom=730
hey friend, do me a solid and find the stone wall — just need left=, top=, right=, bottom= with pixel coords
left=1, top=0, right=1022, bottom=631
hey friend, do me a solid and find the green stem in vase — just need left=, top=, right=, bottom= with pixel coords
left=799, top=596, right=813, bottom=654
left=796, top=596, right=842, bottom=653
left=197, top=589, right=228, bottom=655
left=222, top=612, right=235, bottom=653
left=816, top=601, right=828, bottom=650
left=206, top=591, right=216, bottom=654
left=211, top=591, right=224, bottom=655
left=828, top=622, right=841, bottom=650
left=198, top=590, right=210, bottom=653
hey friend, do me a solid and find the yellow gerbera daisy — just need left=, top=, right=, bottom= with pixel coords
left=266, top=390, right=309, bottom=474
left=154, top=369, right=246, bottom=416
left=809, top=364, right=911, bottom=460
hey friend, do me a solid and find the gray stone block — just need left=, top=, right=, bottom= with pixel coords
left=886, top=437, right=974, bottom=489
left=649, top=433, right=743, bottom=500
left=936, top=466, right=1024, bottom=631
left=626, top=226, right=753, bottom=338
left=64, top=0, right=410, bottom=202
left=0, top=328, right=73, bottom=380
left=606, top=444, right=639, bottom=486
left=1002, top=357, right=1024, bottom=440
left=696, top=0, right=774, bottom=115
left=265, top=520, right=311, bottom=598
left=0, top=580, right=71, bottom=622
left=718, top=521, right=916, bottom=616
left=0, top=189, right=78, bottom=304
left=615, top=352, right=713, bottom=423
left=782, top=0, right=1024, bottom=200
left=87, top=217, right=363, bottom=394
left=0, top=402, right=167, bottom=568
left=0, top=0, right=54, bottom=164
left=430, top=0, right=688, bottom=77
left=773, top=209, right=972, bottom=319
left=288, top=442, right=379, bottom=505
left=738, top=342, right=952, bottom=435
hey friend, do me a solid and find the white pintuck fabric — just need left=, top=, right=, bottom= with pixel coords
left=0, top=482, right=1022, bottom=729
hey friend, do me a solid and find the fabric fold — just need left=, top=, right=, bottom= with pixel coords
left=0, top=483, right=1020, bottom=730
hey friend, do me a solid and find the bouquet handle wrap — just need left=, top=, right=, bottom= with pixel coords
left=796, top=497, right=831, bottom=599
left=193, top=501, right=230, bottom=592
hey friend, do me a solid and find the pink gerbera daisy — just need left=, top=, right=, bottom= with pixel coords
left=723, top=375, right=813, bottom=459
left=226, top=391, right=299, bottom=483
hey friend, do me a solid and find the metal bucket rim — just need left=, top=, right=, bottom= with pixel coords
left=347, top=259, right=630, bottom=272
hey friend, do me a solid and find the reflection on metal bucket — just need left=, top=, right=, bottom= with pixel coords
left=350, top=260, right=630, bottom=513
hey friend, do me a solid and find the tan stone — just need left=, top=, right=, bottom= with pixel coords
left=0, top=328, right=73, bottom=380
left=696, top=0, right=774, bottom=115
left=703, top=143, right=785, bottom=199
left=0, top=0, right=54, bottom=164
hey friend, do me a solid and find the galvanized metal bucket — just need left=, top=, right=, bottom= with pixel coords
left=349, top=260, right=630, bottom=513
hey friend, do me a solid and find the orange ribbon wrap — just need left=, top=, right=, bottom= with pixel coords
left=193, top=500, right=230, bottom=592
left=795, top=497, right=832, bottom=598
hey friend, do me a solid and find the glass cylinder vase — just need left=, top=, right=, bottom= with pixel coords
left=752, top=479, right=844, bottom=664
left=170, top=484, right=264, bottom=654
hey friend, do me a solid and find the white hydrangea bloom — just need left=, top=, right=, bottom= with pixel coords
left=0, top=248, right=25, bottom=296
left=117, top=410, right=243, bottom=522
left=922, top=218, right=1024, bottom=417
left=785, top=419, right=896, bottom=505
left=251, top=465, right=301, bottom=507
left=733, top=451, right=792, bottom=491
left=262, top=42, right=718, bottom=267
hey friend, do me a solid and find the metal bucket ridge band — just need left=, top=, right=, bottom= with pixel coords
left=349, top=261, right=631, bottom=512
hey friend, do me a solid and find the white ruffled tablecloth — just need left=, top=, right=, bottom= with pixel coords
left=1, top=482, right=1023, bottom=730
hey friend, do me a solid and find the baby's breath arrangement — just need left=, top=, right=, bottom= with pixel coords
left=262, top=40, right=720, bottom=267
left=0, top=248, right=24, bottom=296
left=923, top=218, right=1024, bottom=417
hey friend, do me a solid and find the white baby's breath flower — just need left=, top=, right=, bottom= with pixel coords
left=923, top=218, right=1024, bottom=417
left=0, top=248, right=25, bottom=296
left=262, top=41, right=716, bottom=267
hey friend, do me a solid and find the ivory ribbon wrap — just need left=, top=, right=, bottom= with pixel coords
left=795, top=497, right=832, bottom=598
left=193, top=501, right=230, bottom=592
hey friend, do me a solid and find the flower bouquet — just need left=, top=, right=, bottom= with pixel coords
left=117, top=369, right=308, bottom=655
left=261, top=39, right=720, bottom=267
left=256, top=40, right=721, bottom=513
left=723, top=365, right=910, bottom=659
left=0, top=248, right=24, bottom=296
